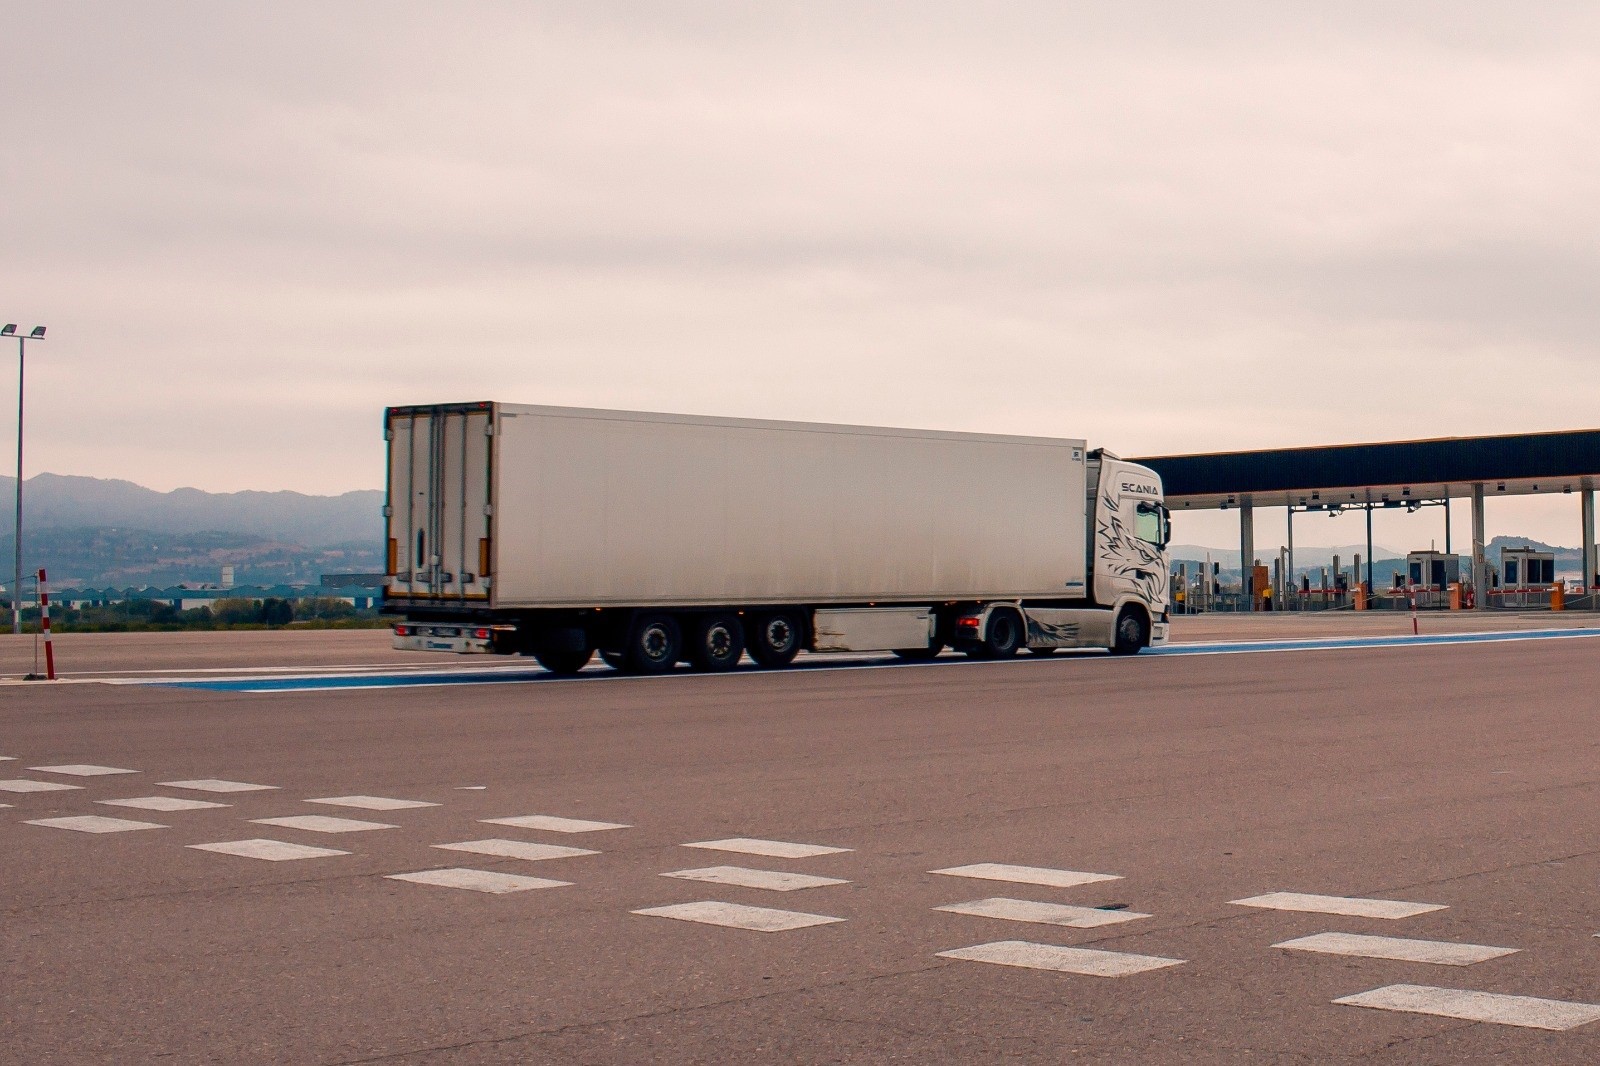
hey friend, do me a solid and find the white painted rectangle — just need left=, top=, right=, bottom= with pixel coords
left=481, top=815, right=631, bottom=834
left=161, top=779, right=278, bottom=793
left=28, top=764, right=139, bottom=776
left=663, top=866, right=850, bottom=892
left=308, top=795, right=441, bottom=810
left=100, top=796, right=229, bottom=812
left=1277, top=932, right=1516, bottom=966
left=26, top=815, right=167, bottom=834
left=812, top=608, right=934, bottom=652
left=937, top=940, right=1184, bottom=977
left=936, top=898, right=1150, bottom=928
left=1231, top=892, right=1446, bottom=920
left=252, top=815, right=398, bottom=833
left=632, top=901, right=845, bottom=931
left=386, top=868, right=571, bottom=894
left=189, top=838, right=349, bottom=861
left=1335, top=984, right=1600, bottom=1031
left=0, top=779, right=83, bottom=793
left=433, top=839, right=597, bottom=861
left=684, top=838, right=851, bottom=859
left=931, top=863, right=1121, bottom=889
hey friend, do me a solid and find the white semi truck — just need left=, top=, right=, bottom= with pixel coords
left=383, top=402, right=1171, bottom=674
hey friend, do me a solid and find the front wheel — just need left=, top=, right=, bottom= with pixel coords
left=1110, top=608, right=1148, bottom=656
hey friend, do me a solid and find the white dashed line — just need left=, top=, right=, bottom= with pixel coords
left=632, top=901, right=846, bottom=931
left=481, top=815, right=631, bottom=834
left=936, top=898, right=1151, bottom=928
left=0, top=779, right=83, bottom=793
left=1231, top=892, right=1446, bottom=920
left=25, top=815, right=167, bottom=834
left=931, top=864, right=1121, bottom=889
left=1277, top=932, right=1517, bottom=966
left=432, top=839, right=598, bottom=861
left=188, top=839, right=349, bottom=861
left=27, top=764, right=139, bottom=776
left=307, top=795, right=441, bottom=811
left=683, top=838, right=852, bottom=859
left=1335, top=985, right=1600, bottom=1031
left=161, top=779, right=279, bottom=793
left=938, top=940, right=1184, bottom=977
left=662, top=866, right=850, bottom=892
left=385, top=868, right=572, bottom=894
left=252, top=815, right=398, bottom=833
left=100, top=796, right=229, bottom=812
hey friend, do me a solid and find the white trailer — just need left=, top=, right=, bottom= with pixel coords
left=383, top=402, right=1170, bottom=673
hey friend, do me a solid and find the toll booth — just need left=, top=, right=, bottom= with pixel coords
left=1405, top=551, right=1461, bottom=589
left=1500, top=547, right=1555, bottom=589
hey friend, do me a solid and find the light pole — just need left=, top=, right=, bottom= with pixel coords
left=4, top=324, right=45, bottom=635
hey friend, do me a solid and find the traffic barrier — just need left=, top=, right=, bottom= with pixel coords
left=32, top=568, right=56, bottom=681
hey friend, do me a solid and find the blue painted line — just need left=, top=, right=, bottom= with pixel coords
left=158, top=626, right=1600, bottom=694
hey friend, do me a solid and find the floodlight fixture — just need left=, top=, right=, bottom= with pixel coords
left=27, top=326, right=43, bottom=339
left=0, top=324, right=14, bottom=336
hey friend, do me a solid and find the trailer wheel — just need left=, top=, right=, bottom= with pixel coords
left=623, top=613, right=682, bottom=674
left=748, top=611, right=803, bottom=668
left=1111, top=607, right=1148, bottom=656
left=531, top=646, right=593, bottom=676
left=688, top=613, right=745, bottom=672
left=967, top=608, right=1022, bottom=659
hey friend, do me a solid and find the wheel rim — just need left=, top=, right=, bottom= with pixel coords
left=1119, top=616, right=1142, bottom=645
left=707, top=625, right=734, bottom=659
left=765, top=618, right=794, bottom=653
left=641, top=625, right=672, bottom=662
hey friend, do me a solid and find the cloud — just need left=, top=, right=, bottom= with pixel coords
left=0, top=2, right=1595, bottom=547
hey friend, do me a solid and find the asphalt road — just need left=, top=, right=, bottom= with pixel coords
left=4, top=624, right=1600, bottom=1063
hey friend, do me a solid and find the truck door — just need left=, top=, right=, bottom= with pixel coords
left=1091, top=459, right=1171, bottom=612
left=385, top=405, right=493, bottom=603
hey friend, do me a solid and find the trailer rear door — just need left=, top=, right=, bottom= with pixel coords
left=385, top=404, right=494, bottom=604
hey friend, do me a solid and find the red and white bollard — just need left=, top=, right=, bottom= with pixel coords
left=1406, top=579, right=1419, bottom=637
left=33, top=567, right=56, bottom=681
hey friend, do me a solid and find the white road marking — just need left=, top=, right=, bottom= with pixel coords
left=188, top=838, right=349, bottom=861
left=938, top=940, right=1184, bottom=976
left=0, top=755, right=13, bottom=760
left=385, top=868, right=571, bottom=894
left=936, top=898, right=1151, bottom=928
left=1335, top=984, right=1600, bottom=1031
left=0, top=803, right=10, bottom=808
left=0, top=779, right=83, bottom=793
left=28, top=764, right=139, bottom=776
left=1276, top=932, right=1517, bottom=966
left=481, top=815, right=631, bottom=834
left=26, top=815, right=167, bottom=834
left=632, top=901, right=845, bottom=931
left=161, top=779, right=278, bottom=793
left=433, top=839, right=598, bottom=861
left=683, top=838, right=851, bottom=859
left=308, top=795, right=441, bottom=811
left=100, top=796, right=230, bottom=812
left=1231, top=892, right=1446, bottom=920
left=931, top=863, right=1121, bottom=889
left=663, top=866, right=851, bottom=892
left=252, top=815, right=398, bottom=833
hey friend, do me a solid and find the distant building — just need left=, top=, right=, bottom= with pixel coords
left=320, top=573, right=385, bottom=589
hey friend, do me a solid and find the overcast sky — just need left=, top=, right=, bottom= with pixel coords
left=2, top=2, right=1596, bottom=547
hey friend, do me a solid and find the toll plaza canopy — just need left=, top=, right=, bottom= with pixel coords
left=1137, top=428, right=1600, bottom=510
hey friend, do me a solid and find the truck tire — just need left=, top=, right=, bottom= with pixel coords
left=967, top=608, right=1022, bottom=659
left=532, top=646, right=593, bottom=676
left=1111, top=607, right=1147, bottom=656
left=687, top=613, right=745, bottom=672
left=892, top=645, right=943, bottom=661
left=748, top=611, right=803, bottom=668
left=623, top=613, right=682, bottom=674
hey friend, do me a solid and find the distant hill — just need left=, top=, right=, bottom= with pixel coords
left=0, top=474, right=382, bottom=546
left=0, top=527, right=383, bottom=589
